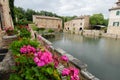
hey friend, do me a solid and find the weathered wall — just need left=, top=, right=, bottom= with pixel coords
left=64, top=15, right=90, bottom=34
left=33, top=15, right=62, bottom=31
left=0, top=0, right=13, bottom=30
left=107, top=0, right=120, bottom=35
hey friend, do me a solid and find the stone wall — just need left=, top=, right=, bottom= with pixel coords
left=33, top=15, right=62, bottom=31
left=107, top=27, right=120, bottom=35
left=0, top=0, right=13, bottom=30
left=64, top=15, right=90, bottom=34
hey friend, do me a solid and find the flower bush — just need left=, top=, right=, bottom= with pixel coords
left=9, top=32, right=80, bottom=80
left=9, top=38, right=61, bottom=80
left=16, top=25, right=31, bottom=38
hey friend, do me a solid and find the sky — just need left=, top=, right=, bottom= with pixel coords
left=14, top=0, right=117, bottom=18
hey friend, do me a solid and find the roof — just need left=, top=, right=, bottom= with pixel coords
left=109, top=6, right=120, bottom=11
left=33, top=15, right=62, bottom=20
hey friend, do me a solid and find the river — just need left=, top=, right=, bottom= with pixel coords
left=48, top=33, right=120, bottom=80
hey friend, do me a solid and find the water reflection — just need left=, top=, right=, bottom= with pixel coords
left=49, top=33, right=120, bottom=80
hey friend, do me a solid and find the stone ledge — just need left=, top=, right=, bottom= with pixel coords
left=81, top=70, right=100, bottom=80
left=0, top=51, right=15, bottom=74
left=2, top=35, right=17, bottom=39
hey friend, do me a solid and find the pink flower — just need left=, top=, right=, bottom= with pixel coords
left=70, top=75, right=79, bottom=80
left=62, top=67, right=80, bottom=80
left=20, top=45, right=36, bottom=54
left=53, top=55, right=59, bottom=68
left=37, top=60, right=45, bottom=67
left=34, top=50, right=53, bottom=67
left=61, top=55, right=69, bottom=62
left=69, top=67, right=79, bottom=80
left=20, top=46, right=27, bottom=54
left=38, top=35, right=42, bottom=40
left=62, top=68, right=70, bottom=76
left=34, top=57, right=40, bottom=63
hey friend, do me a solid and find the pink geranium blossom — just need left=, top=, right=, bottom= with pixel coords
left=61, top=55, right=69, bottom=62
left=62, top=68, right=70, bottom=76
left=34, top=50, right=53, bottom=67
left=62, top=67, right=80, bottom=80
left=20, top=45, right=36, bottom=54
left=69, top=67, right=80, bottom=80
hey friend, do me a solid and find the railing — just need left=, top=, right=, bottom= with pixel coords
left=34, top=32, right=100, bottom=80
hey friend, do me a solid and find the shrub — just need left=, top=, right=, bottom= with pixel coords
left=48, top=29, right=54, bottom=33
left=18, top=26, right=31, bottom=38
left=31, top=25, right=38, bottom=31
left=36, top=28, right=45, bottom=32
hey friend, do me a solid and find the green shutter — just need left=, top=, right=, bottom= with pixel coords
left=116, top=11, right=120, bottom=15
left=117, top=22, right=119, bottom=26
left=113, top=22, right=115, bottom=26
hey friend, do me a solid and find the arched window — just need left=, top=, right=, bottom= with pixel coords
left=116, top=11, right=120, bottom=15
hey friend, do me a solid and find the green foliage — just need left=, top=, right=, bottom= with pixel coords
left=37, top=28, right=45, bottom=31
left=19, top=28, right=31, bottom=38
left=48, top=29, right=54, bottom=33
left=16, top=20, right=32, bottom=26
left=9, top=38, right=39, bottom=55
left=103, top=19, right=109, bottom=26
left=90, top=13, right=108, bottom=26
left=31, top=24, right=38, bottom=31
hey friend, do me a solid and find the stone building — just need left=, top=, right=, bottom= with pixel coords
left=64, top=15, right=90, bottom=34
left=107, top=0, right=120, bottom=35
left=33, top=15, right=62, bottom=31
left=0, top=0, right=13, bottom=30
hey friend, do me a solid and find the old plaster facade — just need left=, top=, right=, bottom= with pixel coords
left=64, top=15, right=90, bottom=34
left=107, top=0, right=120, bottom=35
left=33, top=15, right=62, bottom=31
left=0, top=0, right=13, bottom=30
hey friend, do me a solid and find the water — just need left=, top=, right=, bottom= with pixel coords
left=48, top=33, right=120, bottom=80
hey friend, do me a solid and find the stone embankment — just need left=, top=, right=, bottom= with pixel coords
left=65, top=30, right=120, bottom=39
left=35, top=32, right=100, bottom=80
left=83, top=30, right=120, bottom=39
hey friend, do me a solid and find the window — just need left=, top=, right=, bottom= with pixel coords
left=80, top=23, right=82, bottom=25
left=113, top=22, right=119, bottom=26
left=116, top=11, right=120, bottom=15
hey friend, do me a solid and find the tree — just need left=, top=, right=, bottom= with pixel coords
left=103, top=19, right=108, bottom=26
left=14, top=7, right=26, bottom=21
left=90, top=13, right=105, bottom=26
left=25, top=9, right=36, bottom=21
